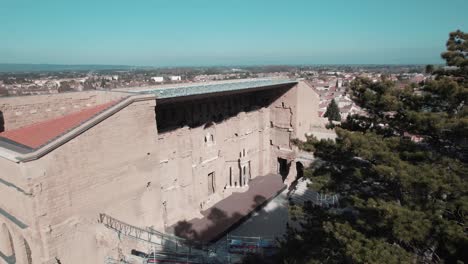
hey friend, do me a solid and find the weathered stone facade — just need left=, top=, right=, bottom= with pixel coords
left=0, top=80, right=320, bottom=264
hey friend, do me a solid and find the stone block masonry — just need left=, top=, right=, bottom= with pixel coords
left=0, top=80, right=321, bottom=264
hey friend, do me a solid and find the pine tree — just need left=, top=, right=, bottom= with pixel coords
left=324, top=99, right=341, bottom=121
left=425, top=64, right=434, bottom=74
left=279, top=30, right=468, bottom=264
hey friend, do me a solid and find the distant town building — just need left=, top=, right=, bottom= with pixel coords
left=103, top=75, right=117, bottom=81
left=336, top=79, right=343, bottom=88
left=151, top=76, right=164, bottom=83
left=170, top=76, right=182, bottom=81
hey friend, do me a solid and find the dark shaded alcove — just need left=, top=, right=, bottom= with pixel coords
left=278, top=158, right=290, bottom=182
left=296, top=161, right=304, bottom=179
left=0, top=110, right=4, bottom=133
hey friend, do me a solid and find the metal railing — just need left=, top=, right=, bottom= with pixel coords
left=100, top=214, right=281, bottom=263
left=99, top=213, right=206, bottom=254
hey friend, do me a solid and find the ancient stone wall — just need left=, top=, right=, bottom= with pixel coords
left=269, top=84, right=296, bottom=155
left=0, top=91, right=128, bottom=131
left=0, top=219, right=34, bottom=264
left=268, top=82, right=317, bottom=177
left=0, top=81, right=320, bottom=263
left=154, top=88, right=284, bottom=226
left=0, top=158, right=37, bottom=264
left=295, top=81, right=320, bottom=141
left=0, top=157, right=35, bottom=225
left=156, top=107, right=272, bottom=226
left=21, top=99, right=160, bottom=264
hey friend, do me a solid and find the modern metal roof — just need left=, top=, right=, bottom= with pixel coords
left=133, top=79, right=297, bottom=99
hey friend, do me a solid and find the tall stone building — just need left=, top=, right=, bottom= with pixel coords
left=0, top=79, right=320, bottom=263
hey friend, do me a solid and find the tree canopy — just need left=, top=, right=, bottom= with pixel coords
left=426, top=64, right=435, bottom=74
left=278, top=30, right=468, bottom=264
left=324, top=99, right=341, bottom=122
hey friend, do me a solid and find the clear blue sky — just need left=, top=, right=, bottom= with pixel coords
left=0, top=0, right=466, bottom=66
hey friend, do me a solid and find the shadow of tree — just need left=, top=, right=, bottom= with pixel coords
left=139, top=174, right=288, bottom=263
left=173, top=194, right=268, bottom=244
left=130, top=173, right=329, bottom=263
left=109, top=176, right=293, bottom=264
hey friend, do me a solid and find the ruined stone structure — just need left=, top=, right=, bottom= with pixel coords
left=0, top=79, right=320, bottom=264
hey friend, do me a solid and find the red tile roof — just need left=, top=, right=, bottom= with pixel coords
left=0, top=101, right=119, bottom=149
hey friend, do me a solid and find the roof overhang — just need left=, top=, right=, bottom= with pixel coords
left=156, top=82, right=297, bottom=105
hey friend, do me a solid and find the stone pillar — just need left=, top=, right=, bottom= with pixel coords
left=284, top=161, right=298, bottom=187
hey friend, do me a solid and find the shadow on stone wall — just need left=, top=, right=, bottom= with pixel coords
left=156, top=84, right=294, bottom=134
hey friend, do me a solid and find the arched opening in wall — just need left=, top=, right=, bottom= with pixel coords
left=15, top=236, right=32, bottom=264
left=296, top=162, right=304, bottom=180
left=0, top=223, right=15, bottom=259
left=278, top=158, right=290, bottom=182
left=0, top=110, right=4, bottom=133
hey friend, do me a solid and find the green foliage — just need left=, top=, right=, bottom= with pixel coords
left=279, top=31, right=468, bottom=264
left=288, top=204, right=305, bottom=221
left=426, top=64, right=435, bottom=74
left=441, top=30, right=468, bottom=70
left=324, top=99, right=341, bottom=121
left=324, top=222, right=415, bottom=264
left=291, top=135, right=318, bottom=152
left=346, top=31, right=468, bottom=157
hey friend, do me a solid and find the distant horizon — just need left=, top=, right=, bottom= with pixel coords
left=0, top=55, right=448, bottom=68
left=1, top=0, right=466, bottom=66
left=0, top=62, right=441, bottom=69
